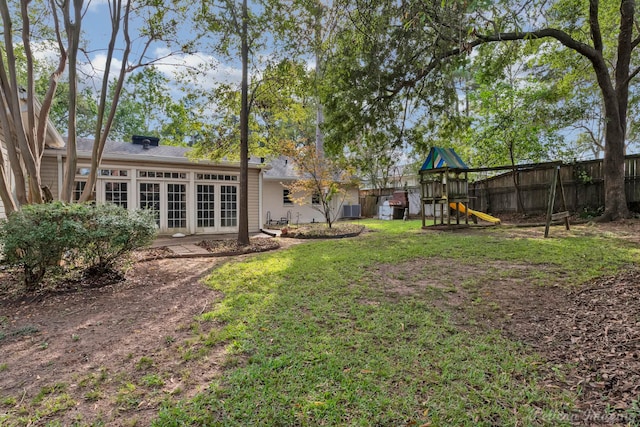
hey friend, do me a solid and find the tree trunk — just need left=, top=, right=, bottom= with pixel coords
left=237, top=0, right=250, bottom=246
left=600, top=110, right=629, bottom=220
left=61, top=1, right=82, bottom=202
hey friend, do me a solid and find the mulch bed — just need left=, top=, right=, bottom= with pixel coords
left=196, top=238, right=280, bottom=255
left=492, top=268, right=640, bottom=424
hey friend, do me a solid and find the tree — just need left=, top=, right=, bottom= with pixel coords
left=346, top=127, right=405, bottom=194
left=280, top=139, right=355, bottom=228
left=325, top=0, right=637, bottom=220
left=197, top=0, right=266, bottom=245
left=196, top=0, right=313, bottom=244
left=0, top=0, right=196, bottom=210
left=76, top=1, right=196, bottom=203
left=0, top=0, right=69, bottom=211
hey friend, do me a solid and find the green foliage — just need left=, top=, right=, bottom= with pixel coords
left=79, top=204, right=157, bottom=274
left=0, top=202, right=157, bottom=291
left=0, top=202, right=90, bottom=290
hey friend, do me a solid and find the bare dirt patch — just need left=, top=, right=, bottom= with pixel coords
left=0, top=257, right=227, bottom=425
left=485, top=269, right=640, bottom=424
left=0, top=236, right=311, bottom=426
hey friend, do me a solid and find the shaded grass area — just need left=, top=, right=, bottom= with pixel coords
left=154, top=220, right=640, bottom=426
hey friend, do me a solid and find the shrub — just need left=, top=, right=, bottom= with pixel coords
left=0, top=202, right=89, bottom=290
left=79, top=204, right=157, bottom=274
left=0, top=202, right=157, bottom=291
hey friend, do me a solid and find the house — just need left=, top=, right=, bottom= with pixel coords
left=1, top=133, right=360, bottom=234
left=261, top=156, right=361, bottom=225
left=37, top=137, right=263, bottom=235
left=0, top=91, right=359, bottom=231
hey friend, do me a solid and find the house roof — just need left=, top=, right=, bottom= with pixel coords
left=262, top=156, right=299, bottom=180
left=75, top=138, right=191, bottom=159
left=46, top=138, right=263, bottom=169
left=420, top=147, right=468, bottom=170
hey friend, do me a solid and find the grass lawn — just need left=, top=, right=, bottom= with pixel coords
left=153, top=220, right=640, bottom=426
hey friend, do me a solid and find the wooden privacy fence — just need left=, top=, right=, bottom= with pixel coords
left=468, top=154, right=640, bottom=215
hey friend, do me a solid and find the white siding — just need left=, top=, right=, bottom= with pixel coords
left=262, top=180, right=360, bottom=226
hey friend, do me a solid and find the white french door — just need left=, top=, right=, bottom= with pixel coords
left=195, top=183, right=238, bottom=233
left=138, top=182, right=189, bottom=233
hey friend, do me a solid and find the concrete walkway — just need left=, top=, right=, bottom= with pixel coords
left=166, top=243, right=211, bottom=256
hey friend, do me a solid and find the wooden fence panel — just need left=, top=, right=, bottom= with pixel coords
left=360, top=155, right=640, bottom=217
left=468, top=155, right=640, bottom=215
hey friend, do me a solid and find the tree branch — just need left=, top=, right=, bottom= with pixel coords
left=589, top=0, right=603, bottom=52
left=381, top=28, right=599, bottom=102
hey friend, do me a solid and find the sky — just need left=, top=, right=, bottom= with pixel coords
left=72, top=1, right=243, bottom=92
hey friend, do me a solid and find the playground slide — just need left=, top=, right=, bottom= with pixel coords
left=449, top=202, right=501, bottom=224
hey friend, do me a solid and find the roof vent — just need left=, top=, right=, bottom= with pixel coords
left=132, top=135, right=159, bottom=148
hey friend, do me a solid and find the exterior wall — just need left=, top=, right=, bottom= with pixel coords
left=262, top=180, right=360, bottom=226
left=41, top=153, right=261, bottom=236
left=247, top=168, right=260, bottom=232
left=41, top=155, right=60, bottom=198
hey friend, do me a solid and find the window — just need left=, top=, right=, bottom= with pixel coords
left=167, top=183, right=187, bottom=228
left=100, top=169, right=128, bottom=177
left=138, top=170, right=186, bottom=179
left=73, top=181, right=86, bottom=202
left=283, top=189, right=293, bottom=205
left=139, top=183, right=161, bottom=226
left=312, top=191, right=321, bottom=205
left=196, top=173, right=238, bottom=181
left=220, top=185, right=237, bottom=227
left=105, top=182, right=128, bottom=208
left=197, top=184, right=215, bottom=228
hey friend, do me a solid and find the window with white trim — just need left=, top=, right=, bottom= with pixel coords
left=220, top=185, right=237, bottom=227
left=105, top=182, right=128, bottom=208
left=197, top=184, right=215, bottom=228
left=167, top=183, right=187, bottom=228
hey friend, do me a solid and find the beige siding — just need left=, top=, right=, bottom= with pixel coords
left=248, top=168, right=260, bottom=232
left=41, top=155, right=60, bottom=198
left=262, top=180, right=360, bottom=225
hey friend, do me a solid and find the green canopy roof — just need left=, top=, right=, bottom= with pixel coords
left=420, top=147, right=468, bottom=170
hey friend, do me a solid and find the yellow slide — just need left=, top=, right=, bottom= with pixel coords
left=449, top=202, right=501, bottom=224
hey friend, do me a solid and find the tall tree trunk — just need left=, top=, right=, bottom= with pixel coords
left=237, top=0, right=250, bottom=246
left=314, top=0, right=324, bottom=157
left=61, top=0, right=82, bottom=202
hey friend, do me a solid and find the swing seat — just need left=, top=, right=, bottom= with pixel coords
left=551, top=211, right=570, bottom=221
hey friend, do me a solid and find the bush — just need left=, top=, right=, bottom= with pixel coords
left=80, top=204, right=157, bottom=274
left=0, top=202, right=89, bottom=290
left=0, top=202, right=157, bottom=291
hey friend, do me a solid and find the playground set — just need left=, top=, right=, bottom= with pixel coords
left=419, top=147, right=570, bottom=237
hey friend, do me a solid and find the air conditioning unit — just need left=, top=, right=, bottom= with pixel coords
left=343, top=204, right=361, bottom=218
